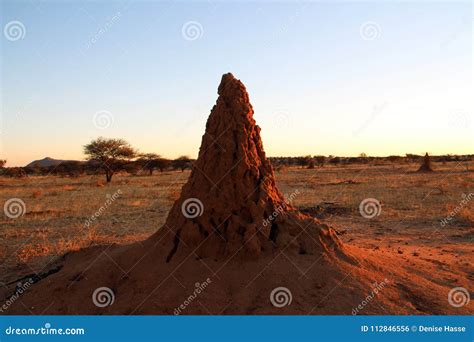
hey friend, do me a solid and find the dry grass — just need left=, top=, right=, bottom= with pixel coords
left=1, top=162, right=473, bottom=284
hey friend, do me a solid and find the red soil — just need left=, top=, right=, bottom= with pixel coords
left=5, top=74, right=471, bottom=315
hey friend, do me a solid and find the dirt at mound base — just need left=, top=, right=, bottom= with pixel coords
left=4, top=74, right=470, bottom=315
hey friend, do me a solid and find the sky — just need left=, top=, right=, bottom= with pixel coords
left=1, top=0, right=473, bottom=167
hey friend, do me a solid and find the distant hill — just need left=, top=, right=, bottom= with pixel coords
left=25, top=157, right=79, bottom=168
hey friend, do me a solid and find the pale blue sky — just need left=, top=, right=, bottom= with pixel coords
left=1, top=0, right=472, bottom=166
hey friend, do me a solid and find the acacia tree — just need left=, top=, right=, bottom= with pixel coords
left=137, top=153, right=170, bottom=175
left=155, top=158, right=171, bottom=173
left=172, top=155, right=193, bottom=172
left=84, top=137, right=137, bottom=183
left=314, top=156, right=326, bottom=167
left=0, top=160, right=6, bottom=168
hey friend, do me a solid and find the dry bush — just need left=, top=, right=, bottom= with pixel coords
left=459, top=206, right=474, bottom=224
left=56, top=238, right=84, bottom=255
left=84, top=227, right=99, bottom=243
left=128, top=200, right=142, bottom=207
left=432, top=186, right=446, bottom=195
left=168, top=188, right=180, bottom=201
left=16, top=227, right=101, bottom=264
left=413, top=179, right=429, bottom=187
left=32, top=190, right=42, bottom=198
left=17, top=243, right=52, bottom=263
left=444, top=202, right=474, bottom=226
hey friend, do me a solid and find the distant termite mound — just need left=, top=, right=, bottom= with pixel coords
left=417, top=152, right=434, bottom=173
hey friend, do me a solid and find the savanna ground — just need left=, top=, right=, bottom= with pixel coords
left=1, top=161, right=473, bottom=309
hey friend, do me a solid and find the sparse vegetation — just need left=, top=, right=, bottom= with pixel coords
left=172, top=155, right=193, bottom=172
left=137, top=153, right=171, bottom=175
left=1, top=161, right=472, bottom=287
left=83, top=137, right=138, bottom=183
